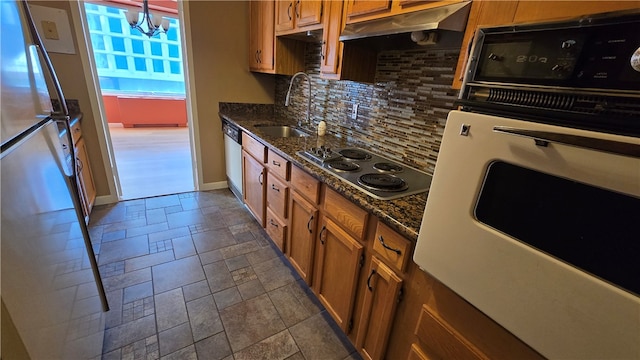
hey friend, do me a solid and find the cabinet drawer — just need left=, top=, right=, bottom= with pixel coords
left=291, top=165, right=320, bottom=204
left=70, top=118, right=82, bottom=144
left=266, top=208, right=287, bottom=252
left=242, top=132, right=266, bottom=162
left=267, top=172, right=289, bottom=219
left=323, top=187, right=368, bottom=240
left=373, top=221, right=412, bottom=273
left=415, top=304, right=487, bottom=360
left=267, top=149, right=290, bottom=180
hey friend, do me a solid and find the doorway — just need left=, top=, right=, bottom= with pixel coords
left=82, top=1, right=194, bottom=200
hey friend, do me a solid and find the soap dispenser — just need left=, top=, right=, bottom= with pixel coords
left=317, top=120, right=327, bottom=136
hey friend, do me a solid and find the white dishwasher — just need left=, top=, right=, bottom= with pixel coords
left=222, top=118, right=242, bottom=200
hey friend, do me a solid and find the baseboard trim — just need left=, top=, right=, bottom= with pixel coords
left=199, top=181, right=230, bottom=191
left=93, top=181, right=229, bottom=206
left=94, top=194, right=119, bottom=206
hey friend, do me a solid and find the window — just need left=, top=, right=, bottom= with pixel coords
left=85, top=2, right=185, bottom=96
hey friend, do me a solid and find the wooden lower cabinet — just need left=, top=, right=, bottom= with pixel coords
left=407, top=343, right=430, bottom=360
left=246, top=153, right=543, bottom=360
left=75, top=137, right=96, bottom=222
left=314, top=216, right=364, bottom=333
left=287, top=190, right=318, bottom=284
left=242, top=149, right=266, bottom=226
left=265, top=207, right=287, bottom=252
left=356, top=256, right=403, bottom=360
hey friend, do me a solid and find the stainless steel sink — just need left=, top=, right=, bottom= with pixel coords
left=255, top=125, right=309, bottom=138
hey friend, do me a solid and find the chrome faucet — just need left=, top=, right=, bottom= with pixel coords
left=284, top=72, right=311, bottom=128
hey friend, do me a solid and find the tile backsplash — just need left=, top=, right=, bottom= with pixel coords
left=274, top=43, right=461, bottom=175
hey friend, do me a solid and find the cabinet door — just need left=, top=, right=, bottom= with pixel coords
left=296, top=0, right=323, bottom=28
left=287, top=190, right=318, bottom=284
left=347, top=0, right=392, bottom=19
left=249, top=0, right=275, bottom=71
left=75, top=137, right=95, bottom=220
left=314, top=217, right=364, bottom=332
left=356, top=257, right=403, bottom=360
left=513, top=1, right=640, bottom=23
left=320, top=0, right=344, bottom=75
left=275, top=0, right=295, bottom=32
left=242, top=150, right=266, bottom=227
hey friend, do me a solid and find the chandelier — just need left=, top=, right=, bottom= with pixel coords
left=124, top=0, right=170, bottom=38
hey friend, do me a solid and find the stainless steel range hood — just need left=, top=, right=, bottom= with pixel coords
left=339, top=2, right=471, bottom=42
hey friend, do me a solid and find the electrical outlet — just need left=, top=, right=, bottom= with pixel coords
left=351, top=103, right=359, bottom=120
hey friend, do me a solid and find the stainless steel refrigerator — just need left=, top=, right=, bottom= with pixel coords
left=1, top=1, right=108, bottom=358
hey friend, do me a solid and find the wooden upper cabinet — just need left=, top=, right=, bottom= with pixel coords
left=275, top=0, right=323, bottom=35
left=276, top=0, right=296, bottom=32
left=347, top=0, right=392, bottom=19
left=249, top=0, right=275, bottom=71
left=451, top=0, right=640, bottom=88
left=320, top=0, right=343, bottom=75
left=346, top=0, right=465, bottom=23
left=512, top=1, right=640, bottom=23
left=297, top=0, right=323, bottom=27
left=320, top=0, right=377, bottom=82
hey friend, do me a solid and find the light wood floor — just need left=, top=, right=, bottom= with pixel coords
left=108, top=123, right=194, bottom=200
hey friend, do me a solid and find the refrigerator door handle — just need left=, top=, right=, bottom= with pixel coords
left=56, top=117, right=110, bottom=312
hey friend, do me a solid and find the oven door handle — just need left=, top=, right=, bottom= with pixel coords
left=493, top=126, right=640, bottom=158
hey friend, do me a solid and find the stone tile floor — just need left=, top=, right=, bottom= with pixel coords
left=90, top=190, right=360, bottom=360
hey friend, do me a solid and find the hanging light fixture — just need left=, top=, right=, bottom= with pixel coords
left=124, top=0, right=170, bottom=38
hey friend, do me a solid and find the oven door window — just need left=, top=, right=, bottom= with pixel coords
left=474, top=161, right=640, bottom=296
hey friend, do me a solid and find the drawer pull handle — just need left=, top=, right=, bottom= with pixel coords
left=272, top=160, right=281, bottom=167
left=319, top=225, right=326, bottom=245
left=271, top=184, right=280, bottom=192
left=378, top=235, right=401, bottom=255
left=306, top=215, right=314, bottom=233
left=367, top=269, right=377, bottom=291
left=269, top=219, right=278, bottom=228
left=287, top=2, right=292, bottom=20
left=259, top=172, right=263, bottom=185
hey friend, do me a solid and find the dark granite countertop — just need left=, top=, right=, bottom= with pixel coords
left=219, top=110, right=428, bottom=241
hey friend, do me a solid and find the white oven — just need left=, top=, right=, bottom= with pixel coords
left=414, top=10, right=640, bottom=359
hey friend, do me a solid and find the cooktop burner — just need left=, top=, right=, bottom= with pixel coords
left=339, top=149, right=371, bottom=161
left=328, top=161, right=360, bottom=172
left=358, top=173, right=408, bottom=192
left=297, top=147, right=432, bottom=200
left=373, top=162, right=403, bottom=173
